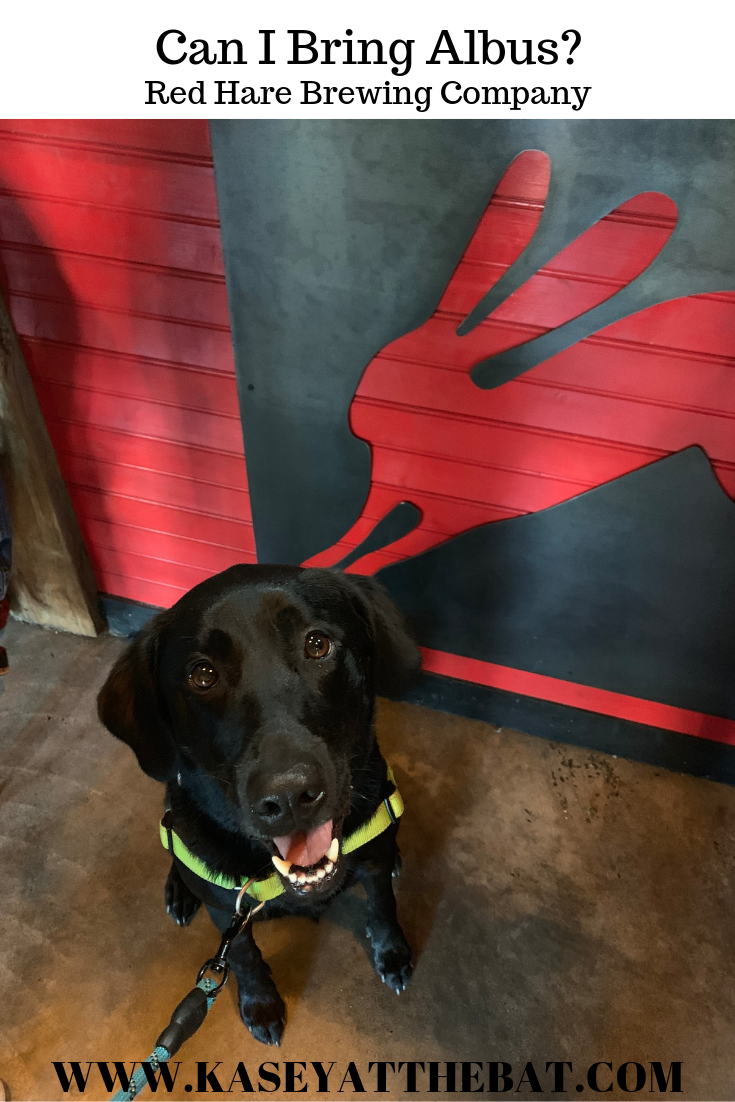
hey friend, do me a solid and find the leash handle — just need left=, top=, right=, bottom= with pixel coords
left=111, top=980, right=218, bottom=1102
left=155, top=985, right=210, bottom=1057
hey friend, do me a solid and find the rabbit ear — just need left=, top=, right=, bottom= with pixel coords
left=481, top=190, right=678, bottom=345
left=97, top=612, right=178, bottom=782
left=437, top=150, right=551, bottom=320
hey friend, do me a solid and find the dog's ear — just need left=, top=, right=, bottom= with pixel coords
left=97, top=612, right=177, bottom=782
left=343, top=574, right=421, bottom=696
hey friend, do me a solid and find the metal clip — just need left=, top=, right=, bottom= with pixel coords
left=195, top=958, right=230, bottom=994
left=194, top=878, right=266, bottom=995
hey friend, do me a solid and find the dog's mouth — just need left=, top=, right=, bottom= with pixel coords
left=269, top=819, right=342, bottom=895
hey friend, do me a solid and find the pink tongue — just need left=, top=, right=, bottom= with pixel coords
left=274, top=820, right=334, bottom=867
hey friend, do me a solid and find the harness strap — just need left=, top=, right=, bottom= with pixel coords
left=160, top=768, right=403, bottom=903
left=342, top=787, right=403, bottom=854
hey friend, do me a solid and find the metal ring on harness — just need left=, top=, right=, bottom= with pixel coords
left=236, top=879, right=266, bottom=918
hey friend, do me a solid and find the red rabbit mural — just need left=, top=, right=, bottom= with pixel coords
left=303, top=150, right=735, bottom=576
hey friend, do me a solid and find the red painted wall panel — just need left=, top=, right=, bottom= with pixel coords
left=0, top=121, right=255, bottom=607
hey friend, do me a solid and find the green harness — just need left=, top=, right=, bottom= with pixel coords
left=160, top=767, right=404, bottom=903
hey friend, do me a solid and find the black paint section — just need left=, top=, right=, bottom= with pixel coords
left=405, top=672, right=735, bottom=788
left=209, top=121, right=735, bottom=565
left=208, top=122, right=735, bottom=755
left=378, top=448, right=735, bottom=721
left=334, top=501, right=421, bottom=570
left=210, top=119, right=514, bottom=565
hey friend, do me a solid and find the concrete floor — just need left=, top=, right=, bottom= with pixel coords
left=2, top=619, right=735, bottom=1101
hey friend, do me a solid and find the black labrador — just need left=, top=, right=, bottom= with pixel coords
left=97, top=564, right=420, bottom=1045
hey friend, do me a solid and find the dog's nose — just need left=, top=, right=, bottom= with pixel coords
left=250, top=764, right=325, bottom=831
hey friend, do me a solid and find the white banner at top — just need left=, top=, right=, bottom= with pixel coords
left=1, top=0, right=732, bottom=119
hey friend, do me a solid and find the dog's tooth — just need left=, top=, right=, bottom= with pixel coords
left=288, top=872, right=298, bottom=883
left=324, top=860, right=334, bottom=874
left=316, top=868, right=326, bottom=879
left=326, top=837, right=339, bottom=863
left=272, top=855, right=292, bottom=877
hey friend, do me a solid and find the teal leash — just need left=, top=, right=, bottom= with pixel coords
left=111, top=979, right=217, bottom=1102
left=111, top=883, right=264, bottom=1102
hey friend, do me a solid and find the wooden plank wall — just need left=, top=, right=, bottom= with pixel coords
left=0, top=121, right=255, bottom=609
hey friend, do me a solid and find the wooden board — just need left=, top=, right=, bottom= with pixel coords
left=0, top=288, right=102, bottom=635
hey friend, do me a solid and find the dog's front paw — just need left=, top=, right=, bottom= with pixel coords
left=367, top=925, right=413, bottom=994
left=164, top=864, right=201, bottom=927
left=239, top=988, right=286, bottom=1046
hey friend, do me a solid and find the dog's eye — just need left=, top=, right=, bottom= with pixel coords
left=188, top=661, right=218, bottom=689
left=304, top=631, right=332, bottom=660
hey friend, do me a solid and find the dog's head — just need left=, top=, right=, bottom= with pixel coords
left=97, top=565, right=419, bottom=898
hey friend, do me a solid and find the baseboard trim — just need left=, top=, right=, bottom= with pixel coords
left=403, top=672, right=735, bottom=786
left=100, top=593, right=159, bottom=637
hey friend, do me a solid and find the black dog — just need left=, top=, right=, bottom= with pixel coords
left=97, top=564, right=419, bottom=1045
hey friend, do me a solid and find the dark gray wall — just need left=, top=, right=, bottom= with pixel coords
left=383, top=448, right=735, bottom=720
left=209, top=120, right=735, bottom=565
